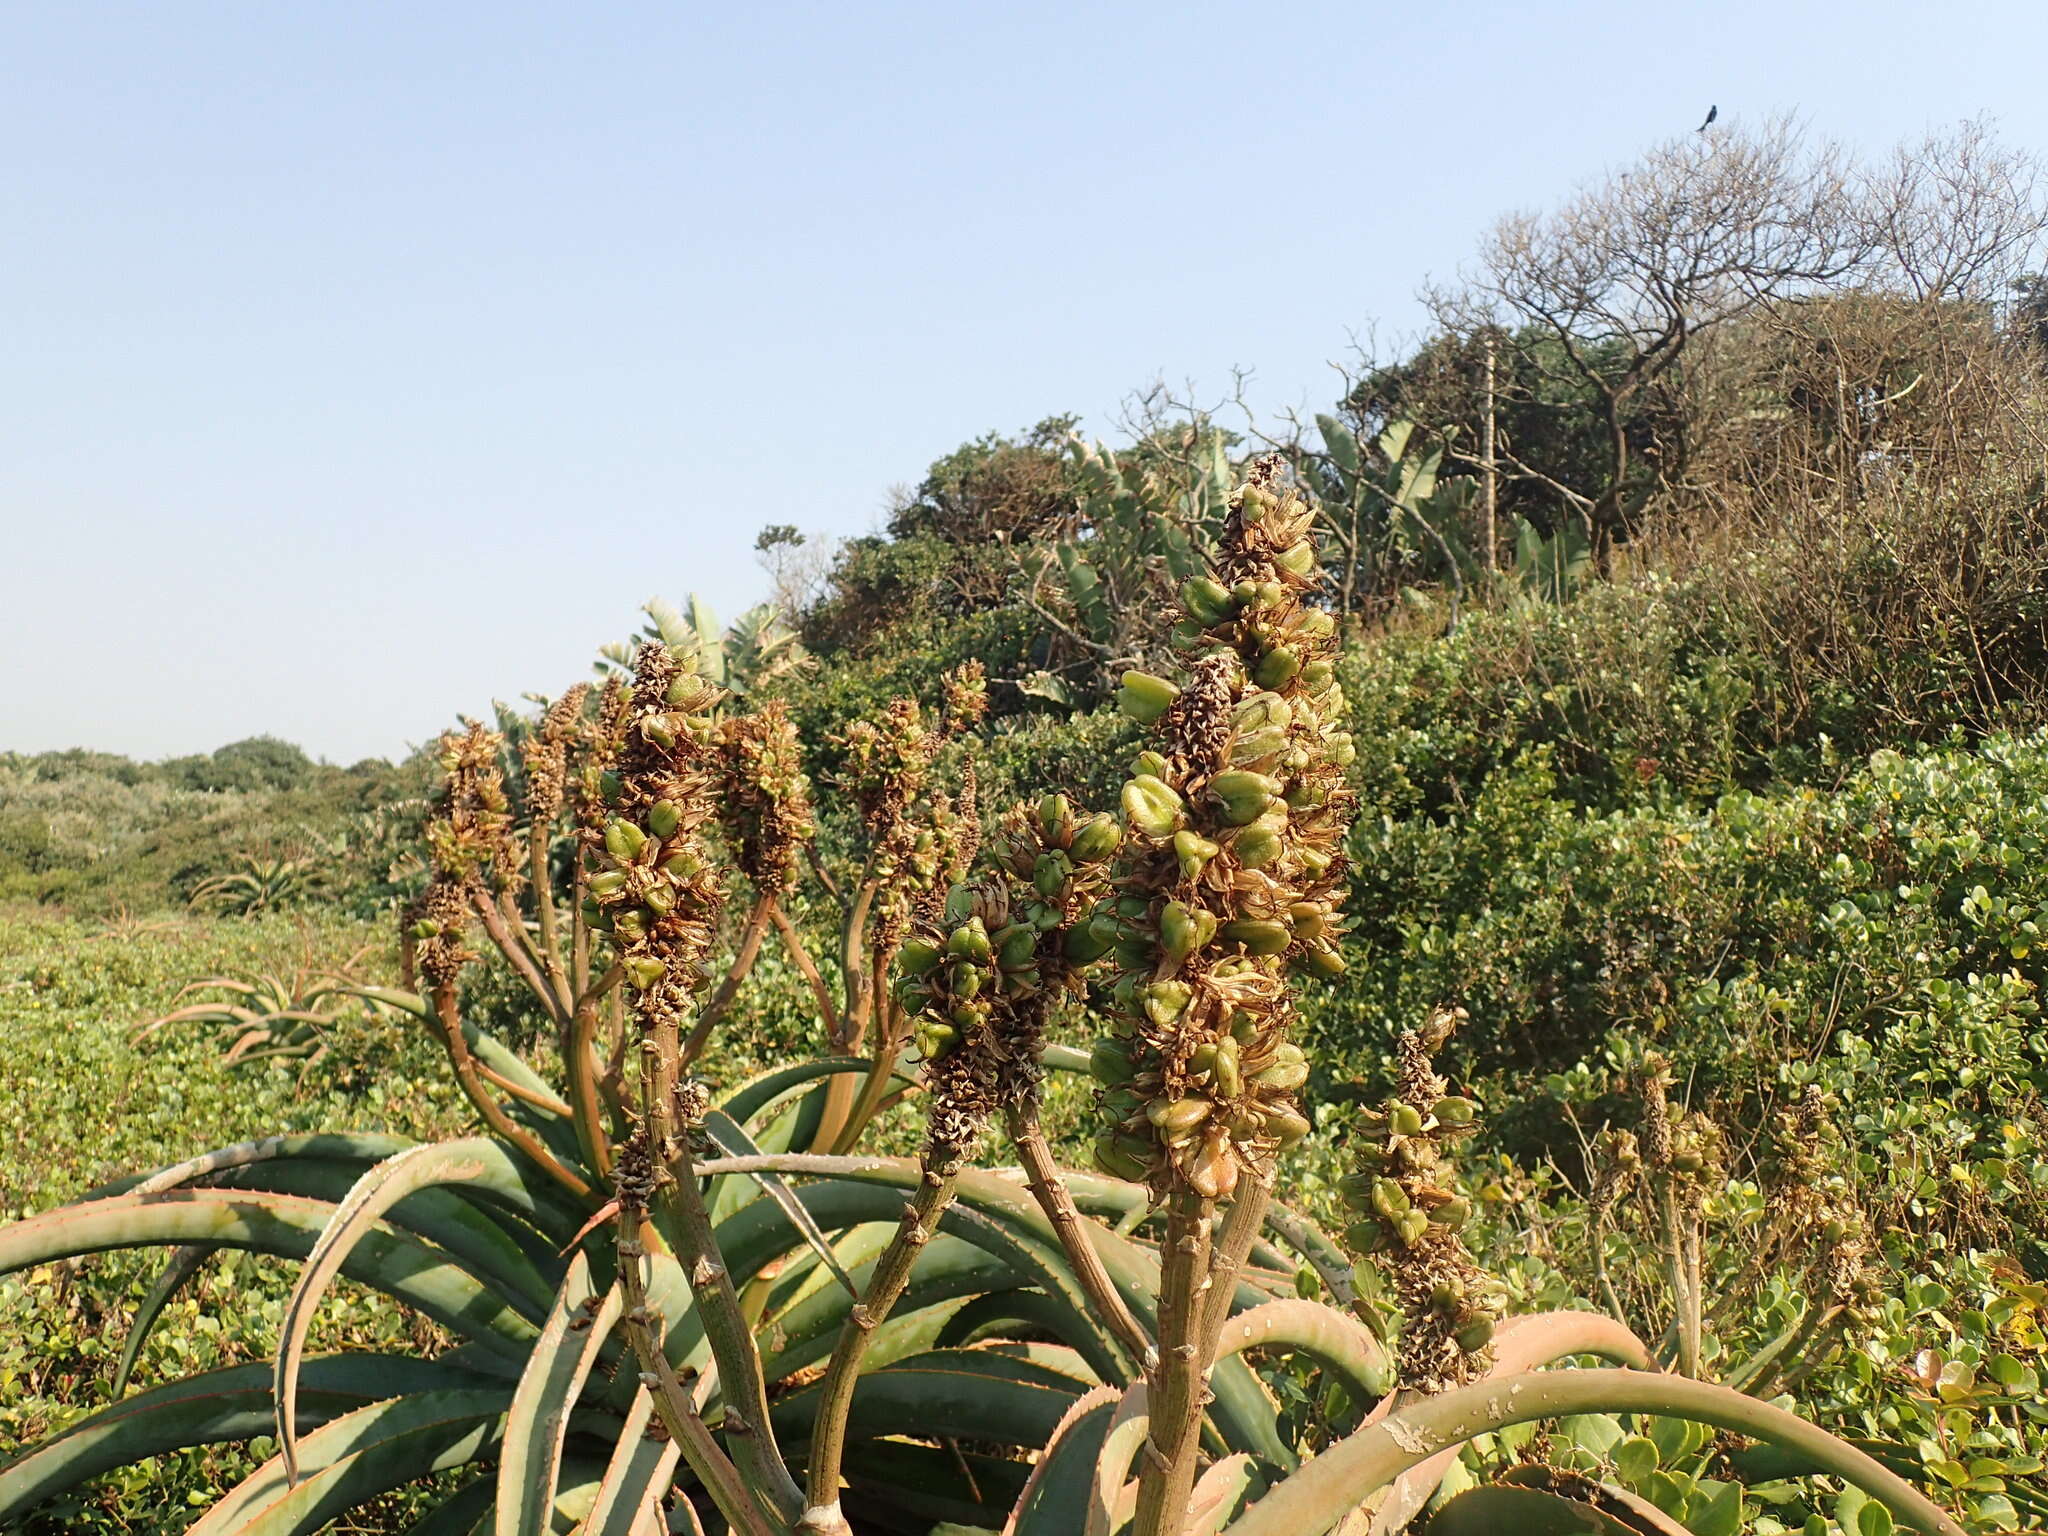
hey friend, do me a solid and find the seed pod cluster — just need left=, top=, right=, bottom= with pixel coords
left=1766, top=1086, right=1879, bottom=1322
left=1339, top=1007, right=1500, bottom=1392
left=577, top=643, right=728, bottom=1033
left=716, top=700, right=816, bottom=895
left=424, top=721, right=518, bottom=887
left=412, top=875, right=476, bottom=989
left=1085, top=458, right=1355, bottom=1200
left=571, top=677, right=634, bottom=835
left=895, top=794, right=1123, bottom=1119
left=518, top=683, right=592, bottom=829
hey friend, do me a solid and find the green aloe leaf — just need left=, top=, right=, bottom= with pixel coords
left=770, top=1352, right=1081, bottom=1452
left=274, top=1139, right=554, bottom=1481
left=1005, top=1385, right=1119, bottom=1535
left=495, top=1251, right=621, bottom=1536
left=112, top=1242, right=220, bottom=1397
left=578, top=1388, right=680, bottom=1536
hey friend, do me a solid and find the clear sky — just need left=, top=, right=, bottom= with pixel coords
left=5, top=0, right=2043, bottom=765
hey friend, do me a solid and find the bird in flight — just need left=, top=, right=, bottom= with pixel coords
left=1698, top=104, right=1718, bottom=132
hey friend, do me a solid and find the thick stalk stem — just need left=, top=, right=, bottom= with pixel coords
left=643, top=1061, right=802, bottom=1527
left=801, top=1162, right=962, bottom=1533
left=430, top=986, right=591, bottom=1201
left=1197, top=1176, right=1274, bottom=1361
left=616, top=1217, right=773, bottom=1536
left=682, top=892, right=776, bottom=1067
left=1008, top=1105, right=1153, bottom=1370
left=1592, top=1208, right=1629, bottom=1328
left=566, top=964, right=622, bottom=1182
left=829, top=986, right=904, bottom=1156
left=1133, top=1188, right=1215, bottom=1536
left=469, top=886, right=567, bottom=1030
left=1656, top=1182, right=1699, bottom=1377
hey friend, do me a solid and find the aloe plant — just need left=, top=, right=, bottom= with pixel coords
left=0, top=463, right=1972, bottom=1536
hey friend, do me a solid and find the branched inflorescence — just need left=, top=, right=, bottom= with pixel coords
left=1084, top=457, right=1356, bottom=1200
left=520, top=683, right=592, bottom=829
left=1340, top=1006, right=1501, bottom=1392
left=578, top=643, right=727, bottom=1058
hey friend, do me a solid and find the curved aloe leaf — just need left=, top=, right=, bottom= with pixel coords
left=1428, top=1483, right=1646, bottom=1536
left=399, top=1474, right=497, bottom=1535
left=1496, top=1464, right=1697, bottom=1536
left=0, top=1354, right=494, bottom=1523
left=1369, top=1310, right=1654, bottom=1535
left=1211, top=1298, right=1393, bottom=1402
left=112, top=1242, right=219, bottom=1396
left=497, top=1251, right=622, bottom=1536
left=0, top=1189, right=539, bottom=1362
left=1189, top=1453, right=1261, bottom=1536
left=759, top=1236, right=1019, bottom=1380
left=579, top=1387, right=681, bottom=1536
left=1003, top=1385, right=1118, bottom=1535
left=187, top=1389, right=514, bottom=1536
left=87, top=1132, right=416, bottom=1201
left=718, top=1055, right=915, bottom=1131
left=840, top=1440, right=1032, bottom=1531
left=700, top=1108, right=857, bottom=1297
left=770, top=1352, right=1082, bottom=1452
left=1086, top=1383, right=1150, bottom=1536
left=1220, top=1369, right=1968, bottom=1536
left=276, top=1139, right=542, bottom=1481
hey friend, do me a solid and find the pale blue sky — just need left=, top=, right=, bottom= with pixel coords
left=5, top=1, right=2043, bottom=764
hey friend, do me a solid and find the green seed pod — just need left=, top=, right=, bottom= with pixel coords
left=1220, top=918, right=1292, bottom=956
left=916, top=1022, right=960, bottom=1060
left=1338, top=1170, right=1376, bottom=1210
left=1298, top=946, right=1346, bottom=980
left=1261, top=1107, right=1312, bottom=1146
left=1063, top=922, right=1115, bottom=965
left=1297, top=845, right=1333, bottom=879
left=1234, top=691, right=1292, bottom=732
left=1370, top=1177, right=1410, bottom=1221
left=1253, top=1056, right=1310, bottom=1090
left=1209, top=769, right=1280, bottom=826
left=590, top=870, right=632, bottom=900
left=1092, top=1135, right=1150, bottom=1182
left=1455, top=1317, right=1496, bottom=1353
left=1297, top=608, right=1336, bottom=640
left=1173, top=829, right=1220, bottom=880
left=598, top=770, right=624, bottom=805
left=408, top=919, right=441, bottom=941
left=1033, top=850, right=1071, bottom=900
left=647, top=801, right=682, bottom=839
left=1181, top=575, right=1237, bottom=624
left=664, top=674, right=699, bottom=706
left=1430, top=1196, right=1472, bottom=1229
left=1254, top=646, right=1303, bottom=690
left=949, top=961, right=983, bottom=1001
left=1300, top=659, right=1335, bottom=693
left=1430, top=1278, right=1466, bottom=1310
left=893, top=976, right=932, bottom=1014
left=1396, top=1209, right=1431, bottom=1247
left=1435, top=1096, right=1478, bottom=1126
left=1213, top=1036, right=1244, bottom=1097
left=1231, top=725, right=1290, bottom=765
left=579, top=896, right=607, bottom=929
left=898, top=938, right=944, bottom=977
left=624, top=956, right=667, bottom=989
left=642, top=883, right=676, bottom=917
left=1147, top=1096, right=1213, bottom=1136
left=1390, top=1102, right=1424, bottom=1137
left=1089, top=1037, right=1136, bottom=1085
left=943, top=884, right=976, bottom=927
left=947, top=918, right=991, bottom=962
left=1230, top=1012, right=1261, bottom=1046
left=1234, top=824, right=1283, bottom=869
left=1159, top=900, right=1206, bottom=966
left=1065, top=814, right=1117, bottom=864
left=1132, top=748, right=1169, bottom=779
left=1038, top=792, right=1070, bottom=843
left=1231, top=578, right=1260, bottom=606
left=1256, top=580, right=1286, bottom=608
left=640, top=714, right=678, bottom=750
left=1119, top=670, right=1181, bottom=725
left=1188, top=1041, right=1219, bottom=1076
left=1287, top=902, right=1326, bottom=942
left=604, top=819, right=647, bottom=862
left=997, top=924, right=1036, bottom=970
left=1274, top=540, right=1317, bottom=576
left=1100, top=1088, right=1144, bottom=1119
left=1142, top=980, right=1193, bottom=1027
left=612, top=910, right=649, bottom=944
left=1122, top=775, right=1186, bottom=838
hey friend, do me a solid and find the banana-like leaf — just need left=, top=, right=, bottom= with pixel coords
left=0, top=1189, right=539, bottom=1362
left=186, top=1389, right=514, bottom=1536
left=1219, top=1369, right=1967, bottom=1536
left=276, top=1140, right=558, bottom=1482
left=112, top=1241, right=219, bottom=1396
left=578, top=1387, right=680, bottom=1536
left=0, top=1354, right=495, bottom=1523
left=1002, top=1385, right=1118, bottom=1535
left=497, top=1251, right=622, bottom=1536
